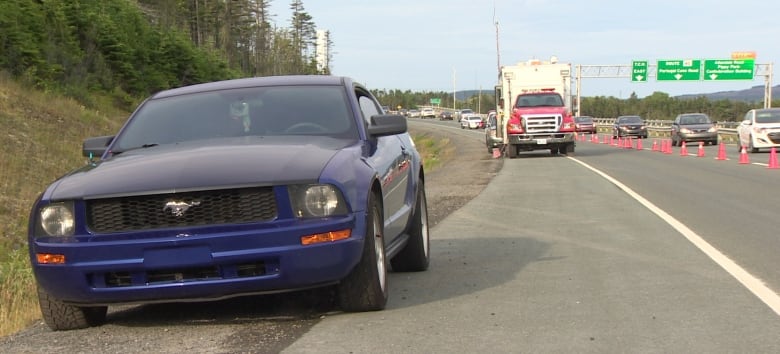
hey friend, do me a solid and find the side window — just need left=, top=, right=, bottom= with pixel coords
left=358, top=94, right=381, bottom=126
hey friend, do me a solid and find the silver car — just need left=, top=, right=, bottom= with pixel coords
left=671, top=113, right=718, bottom=146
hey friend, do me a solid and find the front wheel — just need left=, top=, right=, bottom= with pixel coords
left=337, top=192, right=388, bottom=312
left=391, top=182, right=430, bottom=272
left=38, top=286, right=107, bottom=331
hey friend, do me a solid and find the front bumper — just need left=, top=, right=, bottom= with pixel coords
left=30, top=214, right=365, bottom=306
left=507, top=133, right=575, bottom=150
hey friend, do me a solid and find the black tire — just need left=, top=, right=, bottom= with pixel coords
left=712, top=140, right=719, bottom=145
left=391, top=183, right=430, bottom=272
left=337, top=192, right=388, bottom=312
left=37, top=286, right=107, bottom=331
left=507, top=144, right=518, bottom=158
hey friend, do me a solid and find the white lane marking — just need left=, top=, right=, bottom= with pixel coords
left=569, top=157, right=780, bottom=317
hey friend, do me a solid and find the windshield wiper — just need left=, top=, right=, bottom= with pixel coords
left=112, top=143, right=159, bottom=155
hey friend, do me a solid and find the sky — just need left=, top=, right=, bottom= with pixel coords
left=270, top=0, right=780, bottom=98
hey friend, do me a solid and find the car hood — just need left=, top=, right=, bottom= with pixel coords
left=515, top=107, right=567, bottom=116
left=680, top=124, right=714, bottom=130
left=48, top=136, right=357, bottom=200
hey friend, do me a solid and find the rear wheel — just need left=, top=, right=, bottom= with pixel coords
left=391, top=183, right=430, bottom=272
left=38, top=286, right=107, bottom=331
left=337, top=192, right=388, bottom=312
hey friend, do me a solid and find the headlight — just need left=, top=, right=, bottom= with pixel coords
left=39, top=202, right=75, bottom=236
left=680, top=128, right=692, bottom=134
left=289, top=184, right=348, bottom=218
left=708, top=126, right=718, bottom=133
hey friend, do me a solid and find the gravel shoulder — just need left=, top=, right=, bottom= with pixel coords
left=0, top=123, right=502, bottom=353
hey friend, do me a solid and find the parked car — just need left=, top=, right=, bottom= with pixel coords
left=574, top=116, right=597, bottom=134
left=420, top=107, right=436, bottom=119
left=461, top=115, right=483, bottom=129
left=612, top=115, right=647, bottom=138
left=27, top=75, right=430, bottom=331
left=455, top=108, right=474, bottom=122
left=407, top=109, right=421, bottom=118
left=671, top=113, right=718, bottom=146
left=484, top=110, right=502, bottom=153
left=439, top=111, right=454, bottom=120
left=737, top=107, right=780, bottom=152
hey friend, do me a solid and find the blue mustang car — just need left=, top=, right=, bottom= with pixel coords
left=28, top=75, right=429, bottom=330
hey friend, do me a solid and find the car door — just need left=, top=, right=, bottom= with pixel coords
left=357, top=91, right=411, bottom=241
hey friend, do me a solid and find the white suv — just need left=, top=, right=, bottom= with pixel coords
left=420, top=108, right=436, bottom=119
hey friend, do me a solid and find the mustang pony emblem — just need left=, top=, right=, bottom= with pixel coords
left=163, top=200, right=201, bottom=217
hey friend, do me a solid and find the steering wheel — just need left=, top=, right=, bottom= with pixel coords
left=284, top=122, right=328, bottom=133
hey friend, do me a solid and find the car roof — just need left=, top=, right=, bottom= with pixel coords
left=150, top=75, right=351, bottom=99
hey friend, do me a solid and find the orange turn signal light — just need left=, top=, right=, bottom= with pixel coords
left=37, top=253, right=66, bottom=264
left=300, top=229, right=351, bottom=245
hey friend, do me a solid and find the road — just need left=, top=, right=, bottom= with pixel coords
left=284, top=120, right=780, bottom=352
left=3, top=119, right=780, bottom=353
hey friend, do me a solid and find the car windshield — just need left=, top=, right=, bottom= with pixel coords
left=755, top=110, right=780, bottom=124
left=515, top=93, right=563, bottom=108
left=680, top=114, right=710, bottom=124
left=112, top=85, right=358, bottom=152
left=575, top=116, right=593, bottom=123
left=461, top=109, right=473, bottom=114
left=619, top=116, right=643, bottom=124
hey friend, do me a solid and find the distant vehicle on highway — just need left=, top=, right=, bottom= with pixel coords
left=408, top=109, right=421, bottom=118
left=737, top=107, right=780, bottom=152
left=612, top=115, right=647, bottom=139
left=439, top=111, right=454, bottom=120
left=671, top=113, right=718, bottom=146
left=420, top=107, right=436, bottom=119
left=455, top=108, right=474, bottom=122
left=574, top=116, right=597, bottom=134
left=484, top=110, right=502, bottom=153
left=461, top=115, right=483, bottom=129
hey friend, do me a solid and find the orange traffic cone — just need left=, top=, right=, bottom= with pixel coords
left=697, top=141, right=705, bottom=157
left=739, top=146, right=750, bottom=164
left=768, top=147, right=779, bottom=169
left=625, top=137, right=633, bottom=149
left=636, top=138, right=643, bottom=150
left=652, top=139, right=659, bottom=152
left=663, top=140, right=672, bottom=154
left=680, top=141, right=688, bottom=156
left=716, top=142, right=727, bottom=160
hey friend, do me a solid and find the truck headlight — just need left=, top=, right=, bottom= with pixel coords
left=289, top=184, right=348, bottom=218
left=39, top=202, right=75, bottom=236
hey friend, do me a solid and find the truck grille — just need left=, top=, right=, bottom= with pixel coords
left=523, top=114, right=562, bottom=134
left=86, top=187, right=277, bottom=233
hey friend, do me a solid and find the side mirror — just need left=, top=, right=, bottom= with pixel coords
left=367, top=114, right=407, bottom=137
left=82, top=136, right=114, bottom=157
left=741, top=119, right=751, bottom=125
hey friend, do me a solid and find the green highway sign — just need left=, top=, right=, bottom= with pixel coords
left=656, top=59, right=701, bottom=81
left=430, top=98, right=441, bottom=105
left=703, top=59, right=754, bottom=80
left=632, top=60, right=648, bottom=82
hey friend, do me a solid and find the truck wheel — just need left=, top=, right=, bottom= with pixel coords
left=391, top=183, right=430, bottom=272
left=562, top=143, right=575, bottom=156
left=507, top=145, right=518, bottom=158
left=337, top=192, right=388, bottom=312
left=38, top=286, right=107, bottom=331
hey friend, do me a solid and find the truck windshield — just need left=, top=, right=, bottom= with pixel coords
left=515, top=94, right=563, bottom=108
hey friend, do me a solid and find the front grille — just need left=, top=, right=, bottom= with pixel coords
left=768, top=132, right=780, bottom=144
left=100, top=261, right=269, bottom=287
left=523, top=114, right=562, bottom=133
left=86, top=187, right=277, bottom=233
